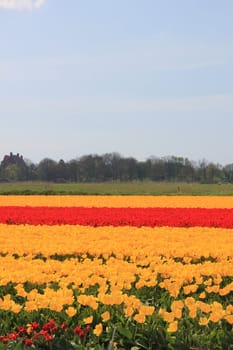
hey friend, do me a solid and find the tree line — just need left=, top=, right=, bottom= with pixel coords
left=1, top=152, right=233, bottom=183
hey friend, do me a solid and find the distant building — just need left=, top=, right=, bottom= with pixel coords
left=0, top=153, right=28, bottom=181
left=1, top=152, right=25, bottom=168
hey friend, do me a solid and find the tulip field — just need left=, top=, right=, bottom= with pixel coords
left=0, top=196, right=232, bottom=349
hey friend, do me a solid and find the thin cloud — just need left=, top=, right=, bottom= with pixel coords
left=0, top=0, right=46, bottom=10
left=1, top=94, right=233, bottom=115
left=34, top=0, right=46, bottom=8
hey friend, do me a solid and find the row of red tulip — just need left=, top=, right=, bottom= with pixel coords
left=1, top=206, right=233, bottom=227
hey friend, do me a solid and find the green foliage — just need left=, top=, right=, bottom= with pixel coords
left=0, top=152, right=233, bottom=185
left=1, top=181, right=233, bottom=195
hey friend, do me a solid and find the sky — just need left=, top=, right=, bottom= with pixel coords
left=0, top=0, right=233, bottom=165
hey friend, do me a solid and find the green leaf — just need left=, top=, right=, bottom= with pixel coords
left=135, top=342, right=148, bottom=349
left=9, top=342, right=23, bottom=350
left=117, top=325, right=133, bottom=340
left=107, top=342, right=115, bottom=350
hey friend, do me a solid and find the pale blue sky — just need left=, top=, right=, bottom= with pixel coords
left=1, top=0, right=233, bottom=164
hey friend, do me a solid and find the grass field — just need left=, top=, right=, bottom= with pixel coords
left=0, top=181, right=233, bottom=195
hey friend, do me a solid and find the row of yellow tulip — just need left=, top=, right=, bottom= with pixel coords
left=0, top=252, right=232, bottom=296
left=0, top=223, right=232, bottom=330
left=1, top=285, right=232, bottom=329
left=1, top=195, right=233, bottom=207
left=0, top=224, right=232, bottom=260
